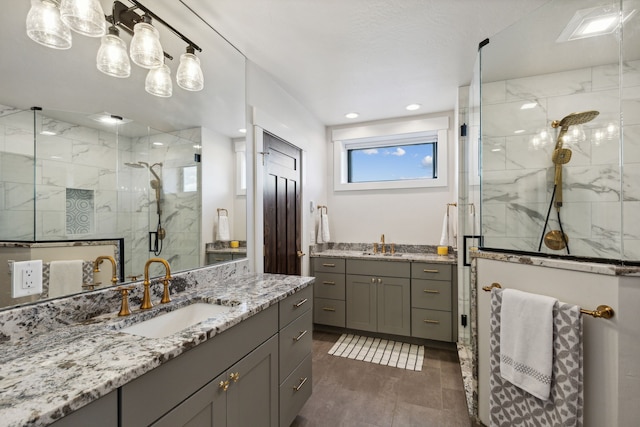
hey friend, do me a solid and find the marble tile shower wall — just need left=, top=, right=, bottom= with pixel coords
left=0, top=105, right=201, bottom=276
left=481, top=60, right=640, bottom=260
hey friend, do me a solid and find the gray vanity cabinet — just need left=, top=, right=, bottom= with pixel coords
left=312, top=257, right=346, bottom=327
left=410, top=262, right=457, bottom=342
left=50, top=391, right=117, bottom=427
left=120, top=305, right=279, bottom=427
left=346, top=260, right=411, bottom=336
left=151, top=335, right=278, bottom=427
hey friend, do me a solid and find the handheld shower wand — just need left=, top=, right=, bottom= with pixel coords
left=539, top=110, right=599, bottom=253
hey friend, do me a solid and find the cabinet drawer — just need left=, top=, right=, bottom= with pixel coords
left=313, top=257, right=346, bottom=273
left=411, top=279, right=451, bottom=311
left=346, top=259, right=410, bottom=278
left=279, top=285, right=313, bottom=329
left=314, top=272, right=345, bottom=300
left=280, top=354, right=312, bottom=427
left=279, top=310, right=313, bottom=382
left=313, top=298, right=345, bottom=327
left=411, top=308, right=452, bottom=342
left=411, top=263, right=452, bottom=281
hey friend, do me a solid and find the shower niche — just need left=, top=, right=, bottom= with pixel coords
left=476, top=0, right=640, bottom=262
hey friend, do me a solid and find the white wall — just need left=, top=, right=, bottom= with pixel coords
left=326, top=112, right=457, bottom=245
left=246, top=61, right=328, bottom=276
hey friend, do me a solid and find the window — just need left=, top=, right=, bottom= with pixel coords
left=347, top=140, right=437, bottom=183
left=332, top=116, right=449, bottom=191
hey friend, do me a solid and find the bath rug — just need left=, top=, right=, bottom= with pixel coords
left=328, top=333, right=424, bottom=371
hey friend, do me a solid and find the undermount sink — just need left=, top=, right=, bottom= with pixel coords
left=118, top=303, right=234, bottom=339
left=361, top=252, right=403, bottom=257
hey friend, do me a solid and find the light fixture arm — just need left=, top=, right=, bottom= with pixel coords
left=106, top=0, right=201, bottom=59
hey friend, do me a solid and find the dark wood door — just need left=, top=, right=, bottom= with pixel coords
left=263, top=132, right=302, bottom=275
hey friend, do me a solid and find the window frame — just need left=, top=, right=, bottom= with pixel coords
left=333, top=116, right=449, bottom=191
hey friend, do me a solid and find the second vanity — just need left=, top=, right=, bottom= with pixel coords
left=0, top=267, right=314, bottom=427
left=311, top=246, right=457, bottom=342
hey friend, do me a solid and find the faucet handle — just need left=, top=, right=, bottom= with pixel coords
left=113, top=286, right=135, bottom=316
left=160, top=278, right=172, bottom=304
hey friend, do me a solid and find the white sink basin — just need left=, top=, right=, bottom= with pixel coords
left=119, top=303, right=234, bottom=338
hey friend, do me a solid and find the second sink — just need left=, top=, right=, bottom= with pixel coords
left=118, top=303, right=234, bottom=338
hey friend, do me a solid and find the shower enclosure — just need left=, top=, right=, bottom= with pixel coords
left=472, top=0, right=640, bottom=262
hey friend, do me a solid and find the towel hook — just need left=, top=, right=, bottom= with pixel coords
left=217, top=208, right=228, bottom=216
left=317, top=205, right=328, bottom=214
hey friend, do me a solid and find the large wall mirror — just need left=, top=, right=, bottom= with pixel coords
left=0, top=0, right=246, bottom=309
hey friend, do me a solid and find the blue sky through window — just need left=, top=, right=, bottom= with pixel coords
left=348, top=142, right=436, bottom=183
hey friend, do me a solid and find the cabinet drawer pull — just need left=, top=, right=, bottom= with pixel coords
left=294, top=330, right=308, bottom=341
left=322, top=307, right=336, bottom=312
left=423, top=319, right=440, bottom=324
left=322, top=263, right=336, bottom=267
left=293, top=377, right=308, bottom=392
left=423, top=289, right=440, bottom=294
left=219, top=380, right=230, bottom=391
left=423, top=269, right=439, bottom=273
left=293, top=298, right=308, bottom=308
left=229, top=372, right=240, bottom=383
left=323, top=281, right=336, bottom=285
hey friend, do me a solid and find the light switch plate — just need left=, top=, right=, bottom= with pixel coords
left=11, top=260, right=43, bottom=298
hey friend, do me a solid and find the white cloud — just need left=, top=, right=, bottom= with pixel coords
left=363, top=149, right=378, bottom=155
left=391, top=147, right=405, bottom=156
left=421, top=155, right=433, bottom=167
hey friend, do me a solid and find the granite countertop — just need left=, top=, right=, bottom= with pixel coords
left=0, top=273, right=314, bottom=427
left=311, top=249, right=457, bottom=264
left=206, top=247, right=247, bottom=254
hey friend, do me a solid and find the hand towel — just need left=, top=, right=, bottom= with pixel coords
left=490, top=288, right=583, bottom=426
left=217, top=215, right=230, bottom=241
left=500, top=288, right=557, bottom=400
left=439, top=212, right=449, bottom=246
left=320, top=212, right=331, bottom=243
left=49, top=260, right=83, bottom=298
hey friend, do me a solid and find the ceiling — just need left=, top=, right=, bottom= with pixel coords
left=182, top=0, right=551, bottom=125
left=6, top=0, right=635, bottom=135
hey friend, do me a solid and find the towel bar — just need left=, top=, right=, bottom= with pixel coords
left=317, top=205, right=328, bottom=214
left=217, top=208, right=228, bottom=216
left=482, top=282, right=614, bottom=319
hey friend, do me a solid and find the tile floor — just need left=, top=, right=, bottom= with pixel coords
left=291, top=331, right=473, bottom=427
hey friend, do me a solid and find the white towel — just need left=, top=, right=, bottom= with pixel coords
left=319, top=212, right=331, bottom=243
left=500, top=289, right=557, bottom=400
left=217, top=215, right=230, bottom=241
left=439, top=212, right=449, bottom=247
left=49, top=260, right=83, bottom=298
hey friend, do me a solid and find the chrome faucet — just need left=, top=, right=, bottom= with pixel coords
left=94, top=255, right=118, bottom=285
left=380, top=234, right=386, bottom=254
left=141, top=258, right=172, bottom=310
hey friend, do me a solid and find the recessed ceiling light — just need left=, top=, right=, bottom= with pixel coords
left=514, top=129, right=526, bottom=134
left=557, top=6, right=636, bottom=42
left=345, top=112, right=359, bottom=119
left=238, top=128, right=247, bottom=134
left=152, top=142, right=164, bottom=146
left=406, top=104, right=421, bottom=111
left=193, top=144, right=202, bottom=149
left=520, top=102, right=537, bottom=110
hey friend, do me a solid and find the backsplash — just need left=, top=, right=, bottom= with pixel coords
left=0, top=259, right=249, bottom=344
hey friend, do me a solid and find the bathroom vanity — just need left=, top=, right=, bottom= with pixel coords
left=311, top=248, right=457, bottom=342
left=0, top=267, right=313, bottom=427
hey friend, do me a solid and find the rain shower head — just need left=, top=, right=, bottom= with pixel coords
left=552, top=110, right=599, bottom=150
left=552, top=110, right=600, bottom=129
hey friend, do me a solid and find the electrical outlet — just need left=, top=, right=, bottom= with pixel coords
left=11, top=260, right=43, bottom=298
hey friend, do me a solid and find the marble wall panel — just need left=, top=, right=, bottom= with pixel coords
left=505, top=69, right=592, bottom=100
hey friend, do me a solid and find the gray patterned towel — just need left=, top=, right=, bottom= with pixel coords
left=489, top=288, right=583, bottom=427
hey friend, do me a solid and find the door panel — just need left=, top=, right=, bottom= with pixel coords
left=263, top=132, right=301, bottom=275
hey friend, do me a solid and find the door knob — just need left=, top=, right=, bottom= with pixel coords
left=297, top=250, right=306, bottom=258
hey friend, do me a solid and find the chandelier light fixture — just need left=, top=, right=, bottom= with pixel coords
left=25, top=0, right=204, bottom=97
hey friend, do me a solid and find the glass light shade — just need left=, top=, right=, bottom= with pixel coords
left=59, top=0, right=106, bottom=37
left=176, top=52, right=204, bottom=91
left=145, top=64, right=172, bottom=97
left=96, top=31, right=131, bottom=78
left=130, top=22, right=164, bottom=69
left=26, top=0, right=72, bottom=49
